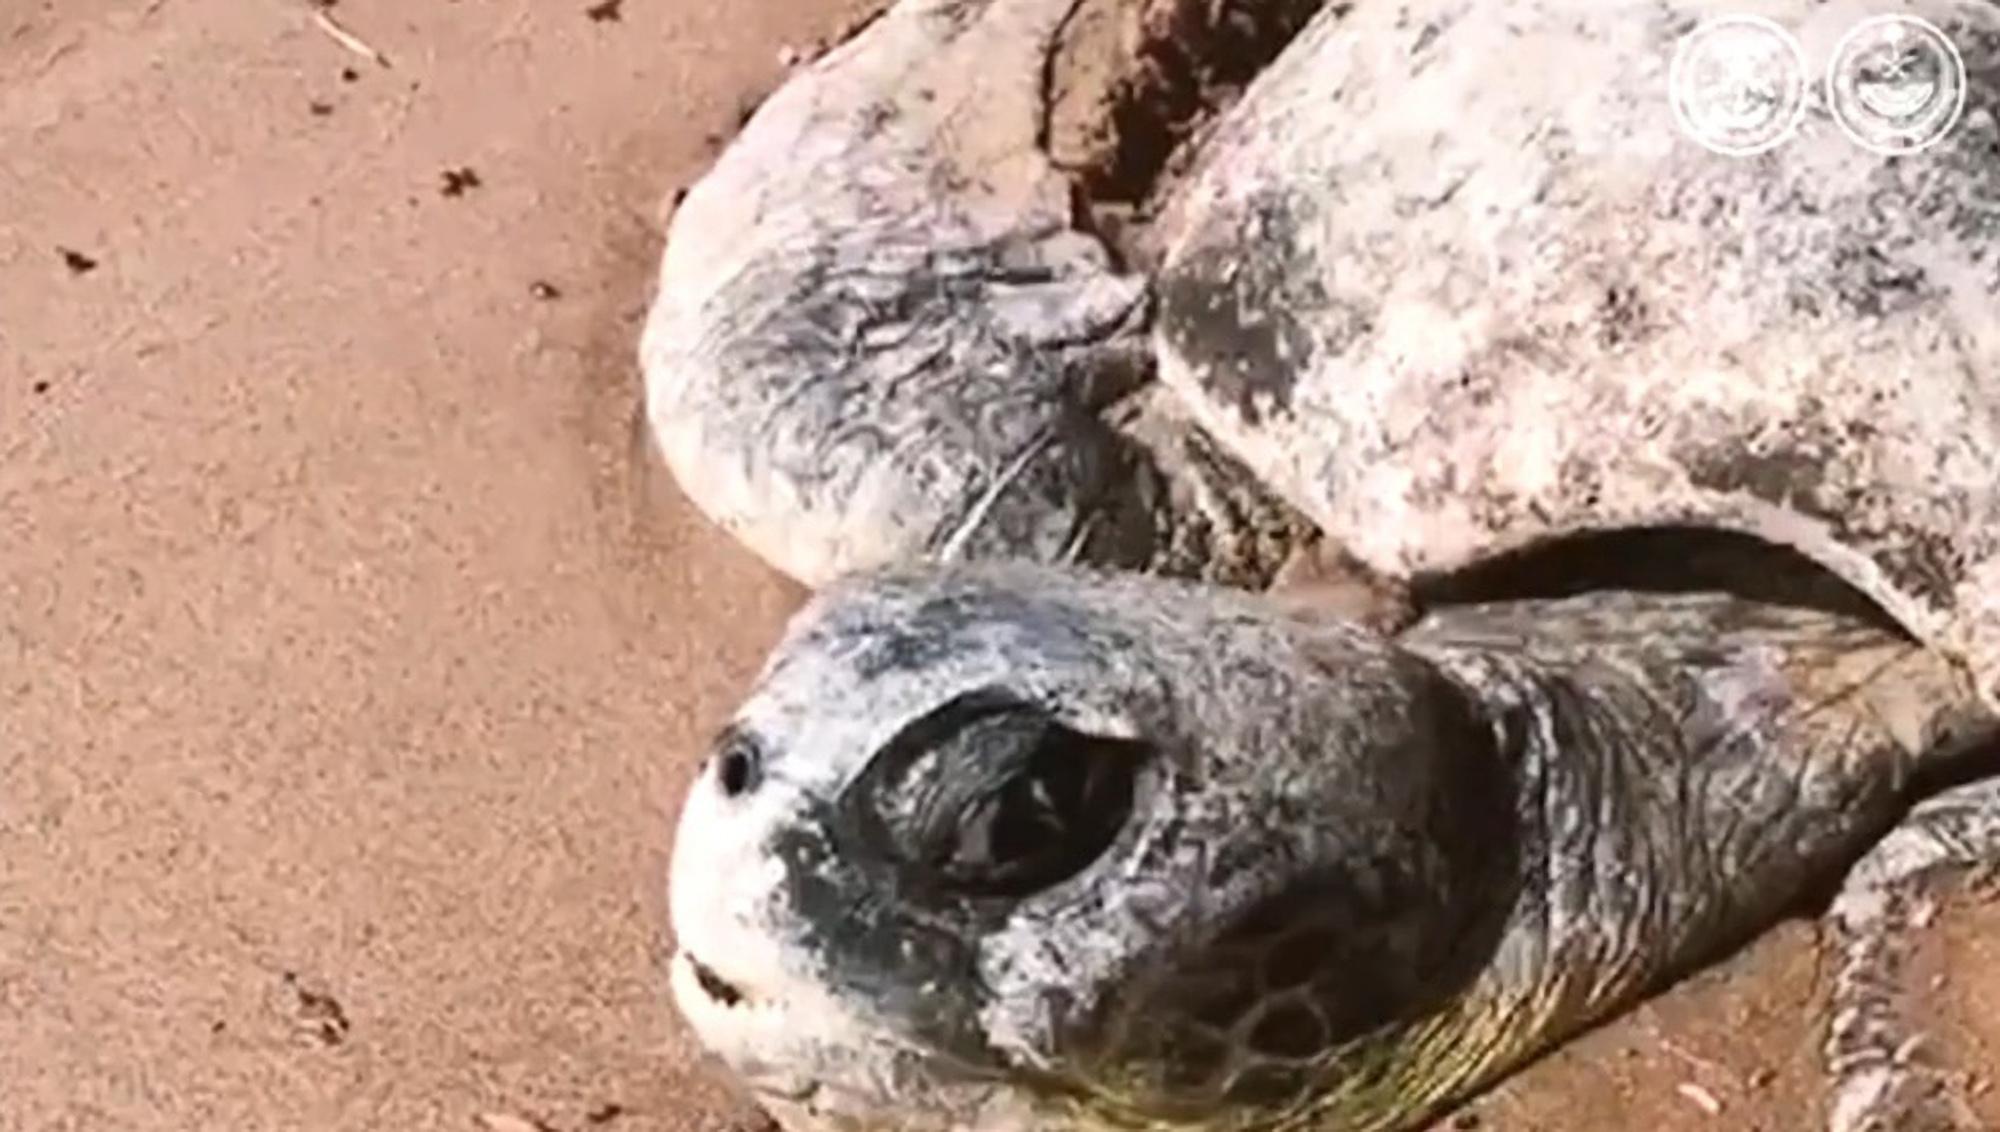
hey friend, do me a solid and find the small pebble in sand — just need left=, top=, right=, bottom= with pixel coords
left=1675, top=1082, right=1723, bottom=1116
left=440, top=167, right=482, bottom=198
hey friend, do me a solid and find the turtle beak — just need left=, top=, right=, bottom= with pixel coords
left=668, top=752, right=795, bottom=1039
left=684, top=953, right=749, bottom=1008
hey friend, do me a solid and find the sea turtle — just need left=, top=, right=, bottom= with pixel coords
left=642, top=0, right=2000, bottom=1129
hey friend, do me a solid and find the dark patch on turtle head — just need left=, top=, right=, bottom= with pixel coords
left=815, top=583, right=1145, bottom=684
left=1065, top=665, right=1521, bottom=1119
left=1157, top=193, right=1374, bottom=427
left=763, top=688, right=1154, bottom=1066
left=766, top=812, right=1003, bottom=1066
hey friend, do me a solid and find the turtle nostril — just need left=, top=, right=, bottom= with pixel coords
left=690, top=956, right=746, bottom=1007
left=718, top=749, right=756, bottom=797
left=713, top=731, right=762, bottom=798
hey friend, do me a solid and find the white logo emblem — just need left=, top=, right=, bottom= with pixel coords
left=1826, top=14, right=1967, bottom=155
left=1669, top=16, right=1811, bottom=156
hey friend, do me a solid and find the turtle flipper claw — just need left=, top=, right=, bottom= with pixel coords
left=1823, top=777, right=2000, bottom=1132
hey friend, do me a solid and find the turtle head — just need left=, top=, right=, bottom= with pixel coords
left=668, top=564, right=1516, bottom=1131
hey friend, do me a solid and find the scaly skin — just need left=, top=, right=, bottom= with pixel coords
left=643, top=0, right=2000, bottom=704
left=640, top=0, right=1312, bottom=593
left=1150, top=0, right=2000, bottom=710
left=667, top=564, right=1994, bottom=1132
left=644, top=0, right=2000, bottom=1126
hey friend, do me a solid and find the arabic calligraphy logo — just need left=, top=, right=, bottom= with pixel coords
left=1826, top=15, right=1967, bottom=155
left=1669, top=16, right=1811, bottom=156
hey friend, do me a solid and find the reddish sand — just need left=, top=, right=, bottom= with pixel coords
left=3, top=3, right=1993, bottom=1130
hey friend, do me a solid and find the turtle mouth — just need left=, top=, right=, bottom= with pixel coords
left=670, top=948, right=781, bottom=1033
left=687, top=954, right=749, bottom=1008
left=674, top=947, right=788, bottom=1020
left=669, top=950, right=834, bottom=1106
left=669, top=948, right=806, bottom=1080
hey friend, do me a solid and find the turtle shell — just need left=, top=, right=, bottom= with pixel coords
left=1151, top=0, right=2000, bottom=706
left=642, top=0, right=2000, bottom=704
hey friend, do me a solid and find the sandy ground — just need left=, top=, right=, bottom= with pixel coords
left=4, top=3, right=1996, bottom=1131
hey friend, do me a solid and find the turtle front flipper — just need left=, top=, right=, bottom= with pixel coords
left=640, top=0, right=1319, bottom=591
left=1823, top=776, right=2000, bottom=1132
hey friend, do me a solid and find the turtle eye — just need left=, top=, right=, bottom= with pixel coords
left=854, top=691, right=1146, bottom=899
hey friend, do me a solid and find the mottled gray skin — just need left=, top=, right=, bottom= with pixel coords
left=1151, top=0, right=2000, bottom=708
left=670, top=564, right=1990, bottom=1131
left=640, top=0, right=1308, bottom=593
left=647, top=0, right=2000, bottom=1128
left=643, top=0, right=2000, bottom=704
